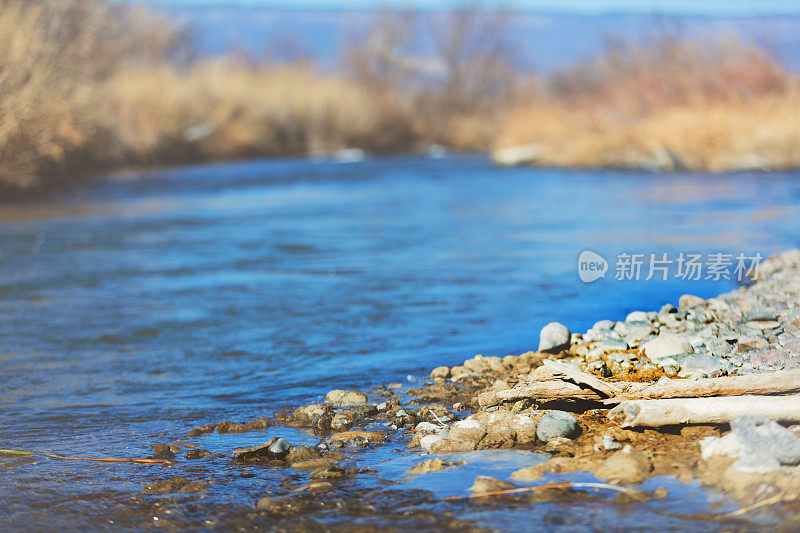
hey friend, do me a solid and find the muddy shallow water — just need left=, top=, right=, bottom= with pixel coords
left=1, top=156, right=800, bottom=530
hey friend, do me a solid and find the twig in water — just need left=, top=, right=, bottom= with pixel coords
left=0, top=448, right=170, bottom=465
left=440, top=482, right=649, bottom=502
left=724, top=494, right=786, bottom=517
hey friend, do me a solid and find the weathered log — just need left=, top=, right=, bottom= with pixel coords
left=477, top=380, right=603, bottom=407
left=541, top=359, right=622, bottom=397
left=608, top=395, right=800, bottom=427
left=609, top=368, right=800, bottom=401
left=478, top=368, right=800, bottom=407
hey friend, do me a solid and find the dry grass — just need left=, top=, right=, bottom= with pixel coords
left=94, top=61, right=416, bottom=162
left=496, top=37, right=800, bottom=172
left=0, top=1, right=416, bottom=194
left=1, top=1, right=799, bottom=194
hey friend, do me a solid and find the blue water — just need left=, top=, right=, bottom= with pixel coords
left=1, top=156, right=799, bottom=529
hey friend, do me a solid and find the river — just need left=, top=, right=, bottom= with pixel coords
left=1, top=156, right=799, bottom=529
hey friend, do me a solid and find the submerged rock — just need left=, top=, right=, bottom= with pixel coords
left=406, top=458, right=465, bottom=474
left=595, top=447, right=653, bottom=485
left=184, top=449, right=212, bottom=460
left=285, top=445, right=321, bottom=463
left=309, top=464, right=347, bottom=480
left=470, top=475, right=515, bottom=494
left=291, top=457, right=340, bottom=470
left=143, top=476, right=209, bottom=494
left=256, top=496, right=276, bottom=510
left=232, top=437, right=292, bottom=461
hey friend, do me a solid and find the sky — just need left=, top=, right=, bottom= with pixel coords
left=133, top=0, right=800, bottom=16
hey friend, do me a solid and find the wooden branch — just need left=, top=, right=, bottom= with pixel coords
left=608, top=368, right=800, bottom=401
left=541, top=359, right=622, bottom=397
left=477, top=368, right=800, bottom=408
left=477, top=380, right=603, bottom=407
left=608, top=395, right=800, bottom=427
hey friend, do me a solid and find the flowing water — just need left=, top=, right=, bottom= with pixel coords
left=1, top=156, right=799, bottom=530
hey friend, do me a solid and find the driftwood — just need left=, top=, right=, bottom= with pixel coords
left=477, top=367, right=800, bottom=408
left=609, top=368, right=800, bottom=401
left=540, top=360, right=622, bottom=397
left=477, top=380, right=603, bottom=407
left=608, top=395, right=800, bottom=427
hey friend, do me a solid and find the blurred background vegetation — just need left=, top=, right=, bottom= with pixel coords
left=0, top=0, right=798, bottom=194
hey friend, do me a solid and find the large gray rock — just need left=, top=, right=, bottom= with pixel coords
left=269, top=438, right=291, bottom=458
left=676, top=354, right=728, bottom=378
left=536, top=410, right=580, bottom=442
left=732, top=416, right=800, bottom=471
left=538, top=322, right=571, bottom=353
left=642, top=333, right=694, bottom=359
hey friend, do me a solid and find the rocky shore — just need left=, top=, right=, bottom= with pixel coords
left=144, top=249, right=800, bottom=527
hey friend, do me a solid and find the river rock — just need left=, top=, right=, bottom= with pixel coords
left=470, top=476, right=515, bottom=494
left=601, top=435, right=622, bottom=451
left=184, top=449, right=212, bottom=460
left=308, top=481, right=335, bottom=491
left=641, top=333, right=694, bottom=359
left=143, top=476, right=209, bottom=494
left=232, top=443, right=273, bottom=461
left=595, top=447, right=653, bottom=485
left=430, top=366, right=451, bottom=379
left=256, top=496, right=276, bottom=510
left=309, top=464, right=347, bottom=480
left=679, top=294, right=706, bottom=310
left=291, top=457, right=339, bottom=470
left=429, top=438, right=476, bottom=454
left=420, top=434, right=445, bottom=451
left=446, top=418, right=487, bottom=448
left=511, top=464, right=545, bottom=481
left=545, top=436, right=576, bottom=455
left=268, top=438, right=292, bottom=459
left=407, top=458, right=465, bottom=474
left=731, top=416, right=800, bottom=471
left=599, top=338, right=629, bottom=352
left=511, top=414, right=538, bottom=443
left=478, top=426, right=515, bottom=449
left=536, top=411, right=580, bottom=442
left=538, top=322, right=571, bottom=353
left=232, top=437, right=291, bottom=461
left=750, top=348, right=791, bottom=370
left=285, top=444, right=320, bottom=463
left=677, top=354, right=728, bottom=378
left=625, top=311, right=649, bottom=322
left=593, top=319, right=614, bottom=331
left=292, top=404, right=328, bottom=424
left=660, top=303, right=678, bottom=314
left=700, top=433, right=741, bottom=460
left=325, top=389, right=368, bottom=406
left=705, top=338, right=734, bottom=357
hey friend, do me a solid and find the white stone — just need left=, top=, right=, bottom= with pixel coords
left=700, top=434, right=741, bottom=460
left=538, top=322, right=571, bottom=352
left=420, top=434, right=444, bottom=451
left=642, top=333, right=694, bottom=359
